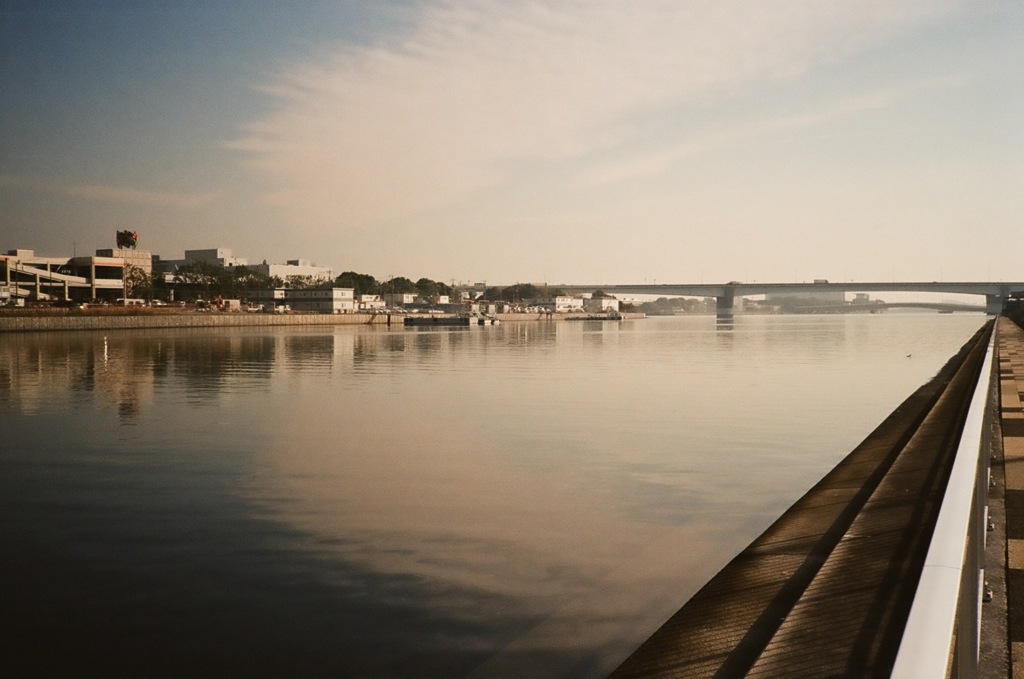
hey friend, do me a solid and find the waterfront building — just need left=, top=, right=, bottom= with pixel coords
left=288, top=288, right=354, bottom=313
left=530, top=296, right=586, bottom=313
left=154, top=249, right=332, bottom=287
left=383, top=292, right=418, bottom=307
left=583, top=297, right=620, bottom=313
left=1, top=248, right=134, bottom=302
left=95, top=248, right=153, bottom=275
left=153, top=247, right=248, bottom=274
left=357, top=294, right=386, bottom=311
left=250, top=287, right=355, bottom=313
left=251, top=259, right=333, bottom=285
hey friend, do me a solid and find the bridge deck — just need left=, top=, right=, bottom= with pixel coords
left=610, top=323, right=992, bottom=678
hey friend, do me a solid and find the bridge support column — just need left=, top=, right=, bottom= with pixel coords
left=716, top=290, right=735, bottom=325
left=986, top=294, right=1004, bottom=315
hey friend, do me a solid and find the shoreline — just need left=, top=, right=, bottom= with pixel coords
left=0, top=311, right=647, bottom=333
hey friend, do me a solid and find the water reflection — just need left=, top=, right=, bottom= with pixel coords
left=0, top=315, right=988, bottom=677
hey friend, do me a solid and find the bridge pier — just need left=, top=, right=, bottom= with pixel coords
left=986, top=294, right=1004, bottom=315
left=716, top=288, right=735, bottom=325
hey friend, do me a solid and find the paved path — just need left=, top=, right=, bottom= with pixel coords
left=998, top=317, right=1024, bottom=677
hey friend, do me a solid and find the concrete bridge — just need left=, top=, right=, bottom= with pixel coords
left=574, top=281, right=1024, bottom=319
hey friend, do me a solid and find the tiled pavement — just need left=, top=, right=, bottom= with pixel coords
left=999, top=316, right=1024, bottom=678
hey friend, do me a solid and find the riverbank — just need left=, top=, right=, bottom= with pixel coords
left=0, top=310, right=646, bottom=332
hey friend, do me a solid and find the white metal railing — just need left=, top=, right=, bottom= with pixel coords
left=890, top=327, right=997, bottom=679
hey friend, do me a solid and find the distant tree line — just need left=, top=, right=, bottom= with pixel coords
left=135, top=263, right=612, bottom=306
left=125, top=262, right=324, bottom=301
left=167, top=261, right=302, bottom=300
left=479, top=283, right=566, bottom=302
left=334, top=272, right=457, bottom=300
left=631, top=297, right=715, bottom=315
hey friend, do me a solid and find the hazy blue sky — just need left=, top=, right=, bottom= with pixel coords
left=2, top=1, right=1021, bottom=285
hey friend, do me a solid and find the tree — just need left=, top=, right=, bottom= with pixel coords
left=231, top=266, right=257, bottom=290
left=284, top=275, right=327, bottom=290
left=149, top=271, right=169, bottom=299
left=123, top=264, right=152, bottom=299
left=380, top=276, right=416, bottom=294
left=335, top=271, right=379, bottom=295
left=172, top=260, right=226, bottom=299
left=501, top=283, right=540, bottom=302
left=173, top=260, right=222, bottom=288
left=414, top=277, right=455, bottom=301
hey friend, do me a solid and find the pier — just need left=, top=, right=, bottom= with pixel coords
left=609, top=314, right=1024, bottom=678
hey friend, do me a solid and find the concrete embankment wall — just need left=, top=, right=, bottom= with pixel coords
left=0, top=312, right=646, bottom=333
left=0, top=313, right=393, bottom=333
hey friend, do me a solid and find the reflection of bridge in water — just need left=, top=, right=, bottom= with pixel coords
left=568, top=281, right=1024, bottom=321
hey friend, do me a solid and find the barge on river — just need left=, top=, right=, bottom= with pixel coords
left=403, top=315, right=499, bottom=327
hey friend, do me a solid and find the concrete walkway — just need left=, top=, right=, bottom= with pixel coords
left=998, top=316, right=1024, bottom=677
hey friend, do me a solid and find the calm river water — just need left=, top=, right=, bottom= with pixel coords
left=0, top=313, right=987, bottom=678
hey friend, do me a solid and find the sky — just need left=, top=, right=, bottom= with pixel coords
left=2, top=0, right=1022, bottom=286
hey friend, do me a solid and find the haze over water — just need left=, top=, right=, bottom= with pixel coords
left=1, top=314, right=986, bottom=677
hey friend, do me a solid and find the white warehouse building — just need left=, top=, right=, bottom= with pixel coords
left=252, top=288, right=354, bottom=313
left=253, top=259, right=333, bottom=284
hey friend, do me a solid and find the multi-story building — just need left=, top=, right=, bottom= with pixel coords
left=287, top=288, right=354, bottom=313
left=154, top=247, right=248, bottom=274
left=383, top=292, right=418, bottom=307
left=2, top=248, right=137, bottom=302
left=251, top=288, right=355, bottom=313
left=529, top=296, right=585, bottom=313
left=252, top=259, right=333, bottom=285
left=583, top=297, right=620, bottom=312
left=95, top=247, right=153, bottom=275
left=357, top=294, right=386, bottom=311
left=5, top=241, right=336, bottom=306
left=154, top=249, right=333, bottom=290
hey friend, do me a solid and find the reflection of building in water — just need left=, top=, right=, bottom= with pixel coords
left=283, top=334, right=336, bottom=371
left=0, top=333, right=155, bottom=421
left=2, top=328, right=506, bottom=419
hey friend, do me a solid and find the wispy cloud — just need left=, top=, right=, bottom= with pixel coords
left=0, top=175, right=219, bottom=208
left=577, top=87, right=908, bottom=186
left=227, top=0, right=967, bottom=229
